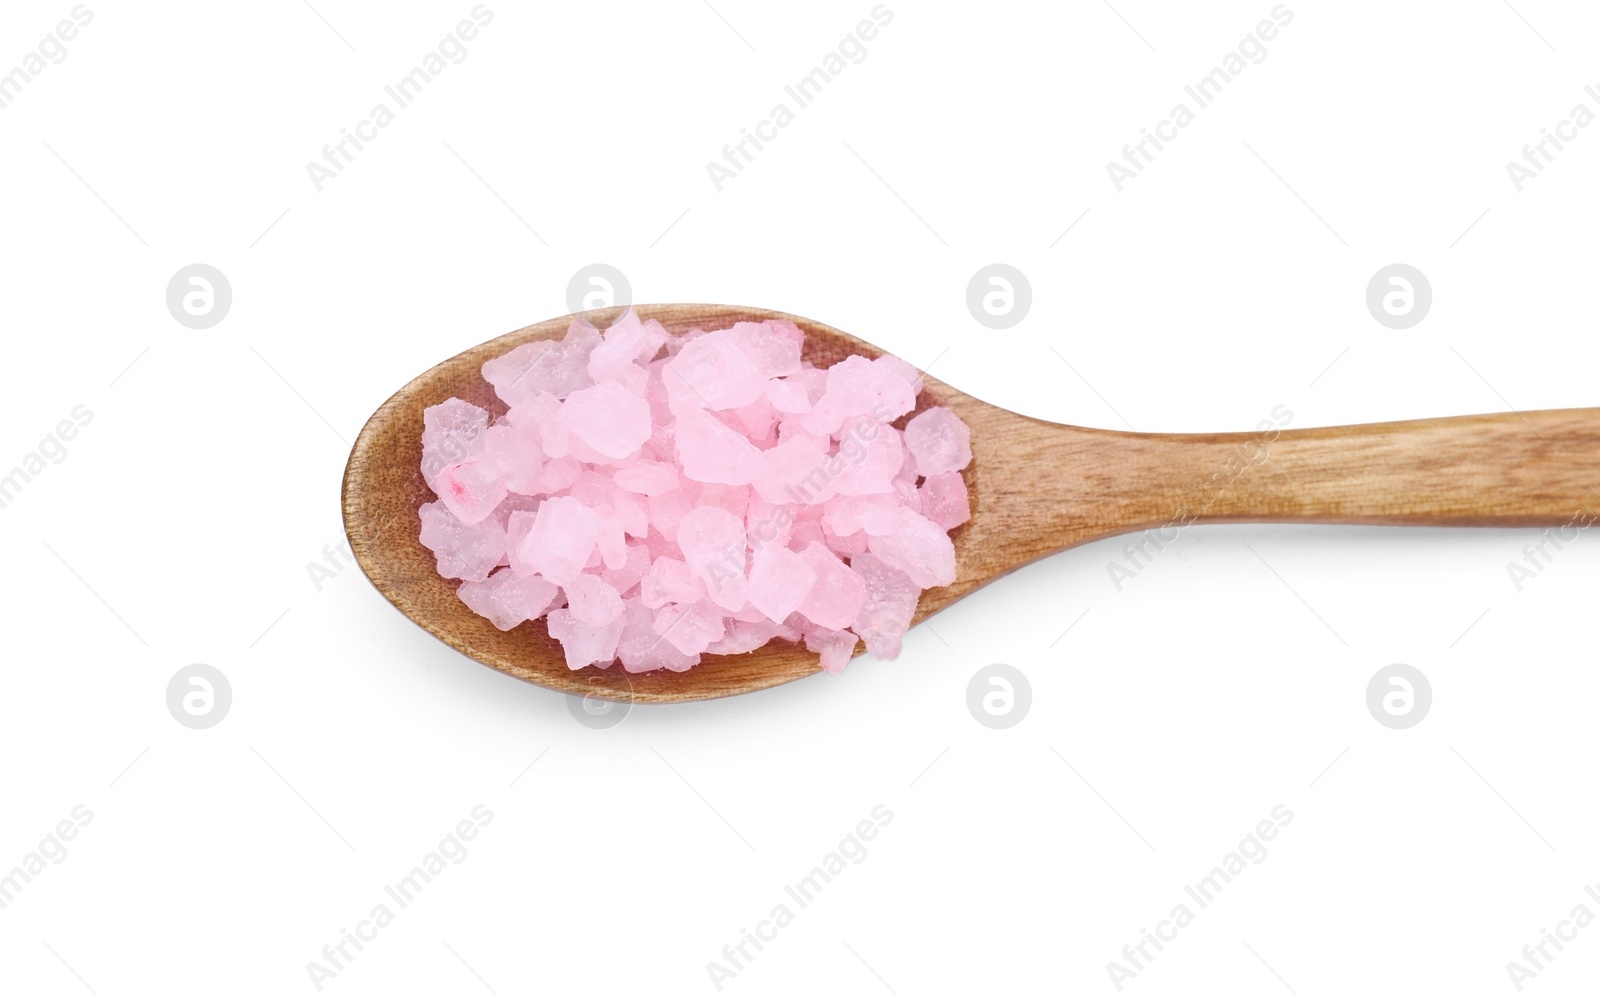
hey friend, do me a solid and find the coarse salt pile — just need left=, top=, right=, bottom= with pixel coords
left=417, top=310, right=972, bottom=674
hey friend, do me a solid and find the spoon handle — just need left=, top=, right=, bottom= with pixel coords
left=1119, top=408, right=1600, bottom=529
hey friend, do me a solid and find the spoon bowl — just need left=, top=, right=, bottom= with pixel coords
left=343, top=304, right=1600, bottom=703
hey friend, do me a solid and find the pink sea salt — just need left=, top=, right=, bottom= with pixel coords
left=917, top=472, right=971, bottom=529
left=677, top=505, right=747, bottom=611
left=746, top=544, right=817, bottom=623
left=546, top=607, right=624, bottom=670
left=421, top=398, right=488, bottom=483
left=676, top=408, right=763, bottom=485
left=904, top=407, right=972, bottom=477
left=482, top=322, right=599, bottom=405
left=418, top=501, right=506, bottom=582
left=560, top=381, right=652, bottom=460
left=483, top=423, right=542, bottom=495
left=652, top=599, right=725, bottom=655
left=663, top=333, right=768, bottom=412
left=418, top=310, right=973, bottom=674
left=433, top=456, right=507, bottom=526
left=520, top=495, right=598, bottom=585
left=563, top=572, right=625, bottom=627
left=795, top=541, right=865, bottom=631
left=640, top=555, right=705, bottom=608
left=805, top=629, right=860, bottom=674
left=617, top=599, right=698, bottom=673
left=849, top=551, right=921, bottom=660
left=868, top=507, right=958, bottom=588
left=456, top=569, right=560, bottom=631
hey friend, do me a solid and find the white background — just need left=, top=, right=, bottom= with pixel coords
left=1, top=1, right=1598, bottom=991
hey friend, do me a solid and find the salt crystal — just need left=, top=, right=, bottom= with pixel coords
left=788, top=516, right=827, bottom=555
left=890, top=453, right=921, bottom=506
left=860, top=357, right=920, bottom=418
left=561, top=380, right=653, bottom=460
left=830, top=418, right=904, bottom=496
left=849, top=552, right=920, bottom=659
left=904, top=407, right=972, bottom=476
left=801, top=355, right=916, bottom=435
left=868, top=507, right=957, bottom=588
left=726, top=321, right=803, bottom=378
left=652, top=599, right=726, bottom=655
left=640, top=556, right=705, bottom=608
left=765, top=377, right=811, bottom=414
left=594, top=511, right=629, bottom=571
left=564, top=572, right=625, bottom=626
left=745, top=499, right=793, bottom=551
left=731, top=396, right=777, bottom=443
left=546, top=607, right=625, bottom=670
left=874, top=354, right=923, bottom=396
left=805, top=629, right=859, bottom=673
left=795, top=366, right=829, bottom=406
left=520, top=496, right=599, bottom=585
left=614, top=460, right=680, bottom=495
left=746, top=544, right=817, bottom=623
left=601, top=543, right=652, bottom=596
left=456, top=568, right=559, bottom=631
left=482, top=320, right=600, bottom=405
left=823, top=494, right=901, bottom=537
left=824, top=526, right=870, bottom=559
left=422, top=399, right=488, bottom=483
left=676, top=505, right=747, bottom=611
left=610, top=488, right=649, bottom=538
left=566, top=468, right=612, bottom=506
left=918, top=472, right=971, bottom=529
left=434, top=456, right=507, bottom=525
left=754, top=430, right=830, bottom=505
left=507, top=393, right=569, bottom=458
left=708, top=618, right=796, bottom=655
left=589, top=309, right=665, bottom=385
left=503, top=510, right=540, bottom=576
left=483, top=423, right=542, bottom=495
left=663, top=333, right=766, bottom=412
left=617, top=599, right=699, bottom=673
left=692, top=481, right=750, bottom=520
left=796, top=541, right=866, bottom=631
left=646, top=489, right=693, bottom=542
left=676, top=408, right=763, bottom=485
left=419, top=501, right=507, bottom=582
left=537, top=456, right=582, bottom=494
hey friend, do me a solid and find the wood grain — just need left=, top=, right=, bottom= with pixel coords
left=342, top=304, right=1600, bottom=703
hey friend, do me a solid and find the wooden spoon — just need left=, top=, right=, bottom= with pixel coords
left=342, top=304, right=1600, bottom=703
